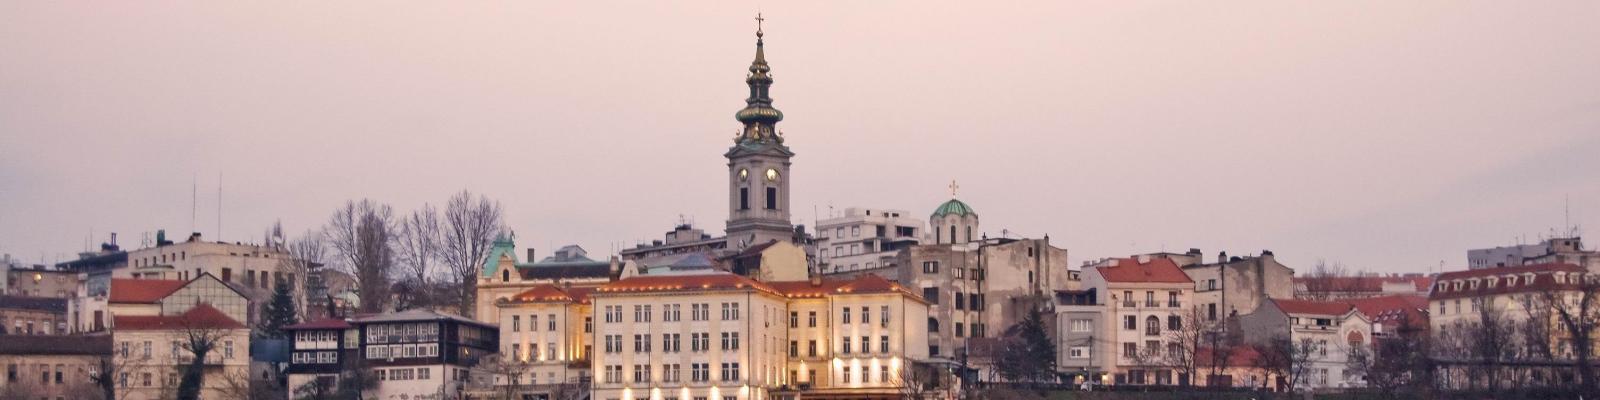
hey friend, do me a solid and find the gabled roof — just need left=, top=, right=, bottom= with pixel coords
left=595, top=273, right=780, bottom=296
left=1094, top=257, right=1192, bottom=284
left=353, top=309, right=495, bottom=328
left=284, top=318, right=352, bottom=331
left=1347, top=295, right=1429, bottom=331
left=1270, top=298, right=1353, bottom=316
left=109, top=278, right=188, bottom=304
left=113, top=304, right=246, bottom=330
left=766, top=274, right=925, bottom=302
left=509, top=284, right=594, bottom=304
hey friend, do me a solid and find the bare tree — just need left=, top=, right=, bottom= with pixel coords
left=174, top=320, right=236, bottom=400
left=279, top=230, right=325, bottom=320
left=894, top=362, right=952, bottom=400
left=1536, top=270, right=1600, bottom=393
left=475, top=354, right=533, bottom=400
left=1346, top=316, right=1435, bottom=398
left=1250, top=334, right=1315, bottom=393
left=0, top=380, right=43, bottom=400
left=327, top=199, right=397, bottom=314
left=547, top=381, right=587, bottom=400
left=1298, top=259, right=1361, bottom=301
left=440, top=190, right=505, bottom=318
left=397, top=203, right=442, bottom=287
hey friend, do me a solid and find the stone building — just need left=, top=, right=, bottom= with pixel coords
left=0, top=335, right=111, bottom=400
left=1180, top=250, right=1296, bottom=323
left=111, top=303, right=251, bottom=400
left=0, top=295, right=67, bottom=335
left=1236, top=299, right=1373, bottom=390
left=477, top=237, right=616, bottom=324
left=1078, top=256, right=1195, bottom=386
left=814, top=207, right=923, bottom=275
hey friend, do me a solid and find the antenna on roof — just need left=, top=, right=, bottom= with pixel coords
left=217, top=172, right=223, bottom=242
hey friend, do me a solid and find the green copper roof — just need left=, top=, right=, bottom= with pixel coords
left=480, top=235, right=517, bottom=278
left=932, top=198, right=976, bottom=217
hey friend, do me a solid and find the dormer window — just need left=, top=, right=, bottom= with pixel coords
left=1486, top=278, right=1498, bottom=288
left=1507, top=276, right=1518, bottom=286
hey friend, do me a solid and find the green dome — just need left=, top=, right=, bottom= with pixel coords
left=932, top=198, right=976, bottom=218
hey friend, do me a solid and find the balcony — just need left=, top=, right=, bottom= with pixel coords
left=174, top=354, right=227, bottom=366
left=1168, top=301, right=1182, bottom=308
left=1144, top=301, right=1159, bottom=308
left=1121, top=301, right=1136, bottom=308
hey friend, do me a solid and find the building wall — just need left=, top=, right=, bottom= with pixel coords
left=589, top=290, right=790, bottom=400
left=120, top=240, right=305, bottom=320
left=112, top=328, right=251, bottom=400
left=4, top=268, right=78, bottom=298
left=0, top=307, right=67, bottom=335
left=0, top=353, right=102, bottom=399
left=497, top=300, right=593, bottom=386
left=1184, top=254, right=1295, bottom=320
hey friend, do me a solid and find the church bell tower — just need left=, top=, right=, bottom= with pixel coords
left=725, top=14, right=795, bottom=249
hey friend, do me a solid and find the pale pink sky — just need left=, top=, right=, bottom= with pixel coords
left=3, top=2, right=1598, bottom=272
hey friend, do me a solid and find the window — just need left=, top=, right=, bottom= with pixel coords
left=1123, top=343, right=1136, bottom=357
left=635, top=334, right=652, bottom=353
left=720, top=363, right=740, bottom=381
left=512, top=316, right=520, bottom=332
left=549, top=314, right=557, bottom=331
left=739, top=188, right=749, bottom=210
left=862, top=307, right=871, bottom=325
left=692, top=363, right=709, bottom=382
left=1208, top=303, right=1218, bottom=321
left=721, top=332, right=740, bottom=350
left=1070, top=346, right=1089, bottom=359
left=928, top=318, right=940, bottom=333
left=765, top=187, right=778, bottom=210
left=808, top=340, right=818, bottom=357
left=604, top=365, right=622, bottom=383
left=808, top=311, right=817, bottom=327
left=1168, top=315, right=1182, bottom=331
left=789, top=312, right=798, bottom=328
left=881, top=306, right=891, bottom=327
left=843, top=366, right=853, bottom=383
left=922, top=262, right=939, bottom=274
left=955, top=293, right=966, bottom=310
left=922, top=288, right=940, bottom=305
left=851, top=226, right=860, bottom=237
left=842, top=308, right=852, bottom=324
left=789, top=341, right=798, bottom=357
left=1071, top=319, right=1092, bottom=332
left=842, top=337, right=852, bottom=354
left=1145, top=316, right=1161, bottom=336
left=634, top=364, right=651, bottom=383
left=1124, top=315, right=1136, bottom=330
left=721, top=303, right=740, bottom=320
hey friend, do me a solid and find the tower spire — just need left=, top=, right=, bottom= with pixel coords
left=735, top=13, right=782, bottom=144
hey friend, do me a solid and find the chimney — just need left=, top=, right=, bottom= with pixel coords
left=1261, top=249, right=1274, bottom=260
left=1108, top=259, right=1120, bottom=267
left=1218, top=251, right=1228, bottom=264
left=110, top=233, right=118, bottom=246
left=1137, top=254, right=1151, bottom=264
left=526, top=248, right=536, bottom=262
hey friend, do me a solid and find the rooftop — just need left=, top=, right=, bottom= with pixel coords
left=0, top=295, right=67, bottom=313
left=1094, top=257, right=1192, bottom=284
left=0, top=335, right=112, bottom=356
left=113, top=303, right=246, bottom=330
left=931, top=198, right=975, bottom=218
left=1270, top=298, right=1354, bottom=316
left=108, top=278, right=188, bottom=304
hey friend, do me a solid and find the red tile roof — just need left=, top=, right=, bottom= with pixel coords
left=1094, top=257, right=1192, bottom=284
left=113, top=304, right=245, bottom=330
left=767, top=274, right=924, bottom=301
left=1293, top=275, right=1434, bottom=293
left=1430, top=263, right=1585, bottom=300
left=1270, top=298, right=1353, bottom=316
left=109, top=278, right=187, bottom=304
left=284, top=318, right=352, bottom=330
left=595, top=273, right=779, bottom=296
left=509, top=284, right=595, bottom=304
left=1347, top=295, right=1429, bottom=331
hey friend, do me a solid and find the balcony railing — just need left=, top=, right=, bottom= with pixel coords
left=1144, top=301, right=1159, bottom=307
left=1122, top=301, right=1136, bottom=308
left=1168, top=301, right=1181, bottom=308
left=174, top=355, right=227, bottom=365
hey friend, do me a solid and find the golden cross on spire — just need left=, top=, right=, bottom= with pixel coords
left=755, top=13, right=765, bottom=37
left=949, top=179, right=960, bottom=197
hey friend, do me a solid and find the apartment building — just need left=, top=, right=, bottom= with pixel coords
left=0, top=295, right=67, bottom=335
left=1468, top=236, right=1600, bottom=271
left=1181, top=251, right=1295, bottom=320
left=3, top=264, right=78, bottom=299
left=111, top=304, right=251, bottom=400
left=1427, top=263, right=1583, bottom=389
left=284, top=310, right=499, bottom=399
left=0, top=335, right=111, bottom=400
left=73, top=273, right=249, bottom=334
left=583, top=272, right=930, bottom=400
left=1237, top=299, right=1373, bottom=390
left=282, top=318, right=354, bottom=395
left=489, top=283, right=597, bottom=397
left=118, top=233, right=309, bottom=314
left=814, top=208, right=923, bottom=275
left=1080, top=256, right=1194, bottom=386
left=478, top=236, right=615, bottom=322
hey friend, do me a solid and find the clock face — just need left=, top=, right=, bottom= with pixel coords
left=765, top=168, right=779, bottom=181
left=739, top=168, right=749, bottom=180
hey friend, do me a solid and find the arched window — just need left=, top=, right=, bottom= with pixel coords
left=966, top=226, right=972, bottom=242
left=935, top=228, right=942, bottom=244
left=1145, top=316, right=1160, bottom=336
left=949, top=226, right=957, bottom=244
left=501, top=269, right=510, bottom=282
left=928, top=318, right=940, bottom=333
left=1347, top=331, right=1365, bottom=348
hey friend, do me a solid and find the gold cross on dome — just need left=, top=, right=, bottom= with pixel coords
left=949, top=180, right=959, bottom=197
left=755, top=13, right=765, bottom=36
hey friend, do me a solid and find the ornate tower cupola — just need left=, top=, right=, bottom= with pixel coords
left=725, top=14, right=796, bottom=249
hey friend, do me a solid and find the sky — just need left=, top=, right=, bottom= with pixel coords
left=2, top=1, right=1598, bottom=274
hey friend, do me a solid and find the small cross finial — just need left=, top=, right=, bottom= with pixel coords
left=949, top=179, right=960, bottom=197
left=755, top=13, right=765, bottom=37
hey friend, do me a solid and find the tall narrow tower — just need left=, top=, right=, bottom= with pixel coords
left=725, top=15, right=795, bottom=249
